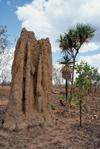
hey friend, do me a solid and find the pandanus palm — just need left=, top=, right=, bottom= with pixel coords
left=57, top=23, right=96, bottom=95
left=59, top=54, right=73, bottom=98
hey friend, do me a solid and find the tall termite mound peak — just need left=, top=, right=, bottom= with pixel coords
left=3, top=28, right=54, bottom=130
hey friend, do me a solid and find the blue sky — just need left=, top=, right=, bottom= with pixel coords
left=1, top=0, right=100, bottom=70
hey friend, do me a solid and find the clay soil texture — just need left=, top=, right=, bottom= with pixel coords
left=0, top=87, right=100, bottom=149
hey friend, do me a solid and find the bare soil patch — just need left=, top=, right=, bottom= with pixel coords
left=0, top=87, right=100, bottom=149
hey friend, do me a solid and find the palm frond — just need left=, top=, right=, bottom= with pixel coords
left=58, top=54, right=73, bottom=66
left=75, top=23, right=96, bottom=44
left=56, top=23, right=96, bottom=56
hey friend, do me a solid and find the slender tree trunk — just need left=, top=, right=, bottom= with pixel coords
left=80, top=99, right=82, bottom=126
left=80, top=88, right=82, bottom=127
left=65, top=79, right=68, bottom=99
left=71, top=57, right=75, bottom=95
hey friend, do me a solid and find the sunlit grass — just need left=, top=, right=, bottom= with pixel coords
left=0, top=86, right=10, bottom=91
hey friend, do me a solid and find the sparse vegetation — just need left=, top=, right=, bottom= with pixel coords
left=57, top=23, right=96, bottom=95
left=74, top=60, right=91, bottom=126
left=0, top=22, right=99, bottom=149
left=0, top=86, right=100, bottom=148
left=89, top=67, right=100, bottom=92
left=51, top=103, right=55, bottom=110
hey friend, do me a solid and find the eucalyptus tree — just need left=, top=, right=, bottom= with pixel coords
left=0, top=25, right=10, bottom=53
left=52, top=66, right=64, bottom=88
left=58, top=54, right=73, bottom=98
left=57, top=23, right=96, bottom=94
left=89, top=67, right=100, bottom=92
left=0, top=25, right=12, bottom=86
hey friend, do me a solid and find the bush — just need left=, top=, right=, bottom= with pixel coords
left=51, top=103, right=55, bottom=110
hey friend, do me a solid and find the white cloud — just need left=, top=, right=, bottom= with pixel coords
left=7, top=1, right=11, bottom=6
left=15, top=0, right=100, bottom=52
left=79, top=54, right=100, bottom=73
left=80, top=42, right=100, bottom=53
left=54, top=63, right=63, bottom=69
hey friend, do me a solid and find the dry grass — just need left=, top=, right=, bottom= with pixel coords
left=0, top=86, right=10, bottom=91
left=0, top=87, right=100, bottom=148
left=52, top=88, right=65, bottom=93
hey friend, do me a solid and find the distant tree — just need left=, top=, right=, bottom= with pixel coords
left=89, top=67, right=100, bottom=92
left=0, top=50, right=14, bottom=86
left=57, top=23, right=96, bottom=95
left=52, top=66, right=64, bottom=88
left=0, top=25, right=13, bottom=85
left=0, top=25, right=10, bottom=53
left=58, top=54, right=73, bottom=98
left=0, top=69, right=10, bottom=88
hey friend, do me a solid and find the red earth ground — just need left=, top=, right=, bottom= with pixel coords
left=0, top=86, right=100, bottom=149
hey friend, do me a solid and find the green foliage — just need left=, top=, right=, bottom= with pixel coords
left=74, top=60, right=91, bottom=126
left=59, top=94, right=72, bottom=104
left=75, top=23, right=96, bottom=45
left=57, top=23, right=96, bottom=53
left=88, top=67, right=100, bottom=91
left=83, top=104, right=87, bottom=110
left=67, top=95, right=73, bottom=104
left=0, top=25, right=10, bottom=53
left=89, top=67, right=100, bottom=82
left=97, top=99, right=100, bottom=101
left=75, top=60, right=91, bottom=92
left=57, top=23, right=96, bottom=95
left=58, top=54, right=73, bottom=66
left=74, top=93, right=81, bottom=105
left=51, top=103, right=55, bottom=110
left=0, top=88, right=6, bottom=90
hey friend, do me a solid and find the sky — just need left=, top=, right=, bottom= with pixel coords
left=0, top=0, right=100, bottom=75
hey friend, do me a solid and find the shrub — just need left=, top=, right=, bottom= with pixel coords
left=51, top=103, right=55, bottom=110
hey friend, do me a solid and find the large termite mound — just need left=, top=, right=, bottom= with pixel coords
left=3, top=28, right=54, bottom=130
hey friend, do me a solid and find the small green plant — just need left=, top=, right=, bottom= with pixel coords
left=59, top=92, right=74, bottom=107
left=67, top=95, right=73, bottom=104
left=97, top=99, right=100, bottom=101
left=74, top=60, right=91, bottom=126
left=51, top=103, right=55, bottom=110
left=59, top=94, right=66, bottom=100
left=1, top=88, right=6, bottom=90
left=83, top=104, right=87, bottom=110
left=59, top=94, right=73, bottom=105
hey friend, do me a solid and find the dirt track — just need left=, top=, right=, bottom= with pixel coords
left=0, top=88, right=100, bottom=149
